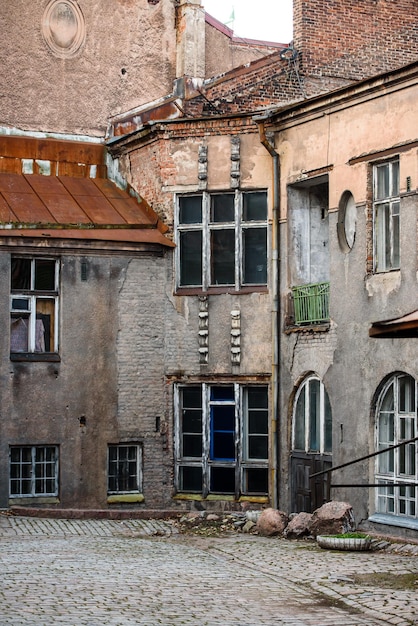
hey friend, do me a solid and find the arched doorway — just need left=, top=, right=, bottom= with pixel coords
left=290, top=375, right=332, bottom=512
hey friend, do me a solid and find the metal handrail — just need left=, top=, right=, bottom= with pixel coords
left=310, top=436, right=418, bottom=489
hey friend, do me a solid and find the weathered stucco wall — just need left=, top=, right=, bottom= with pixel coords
left=0, top=250, right=176, bottom=510
left=277, top=77, right=418, bottom=521
left=0, top=0, right=177, bottom=137
left=204, top=20, right=281, bottom=79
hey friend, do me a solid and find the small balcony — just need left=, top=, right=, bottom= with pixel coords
left=291, top=282, right=330, bottom=326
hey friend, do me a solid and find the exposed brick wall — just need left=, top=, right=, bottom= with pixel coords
left=119, top=117, right=258, bottom=225
left=293, top=0, right=418, bottom=79
left=184, top=51, right=305, bottom=116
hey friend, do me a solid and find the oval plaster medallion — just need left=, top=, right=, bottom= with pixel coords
left=42, top=0, right=86, bottom=58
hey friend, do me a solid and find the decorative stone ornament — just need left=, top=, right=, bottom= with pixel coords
left=42, top=0, right=86, bottom=58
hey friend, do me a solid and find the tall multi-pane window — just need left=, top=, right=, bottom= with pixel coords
left=107, top=445, right=143, bottom=494
left=175, top=384, right=269, bottom=497
left=376, top=374, right=417, bottom=518
left=10, top=257, right=59, bottom=354
left=9, top=446, right=59, bottom=497
left=373, top=159, right=400, bottom=272
left=176, top=191, right=268, bottom=291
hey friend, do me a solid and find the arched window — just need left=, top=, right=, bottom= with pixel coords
left=376, top=373, right=417, bottom=518
left=293, top=376, right=332, bottom=454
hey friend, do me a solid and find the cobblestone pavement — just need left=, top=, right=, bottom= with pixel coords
left=0, top=515, right=417, bottom=626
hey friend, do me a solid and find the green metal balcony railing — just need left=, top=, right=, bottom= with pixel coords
left=291, top=281, right=330, bottom=325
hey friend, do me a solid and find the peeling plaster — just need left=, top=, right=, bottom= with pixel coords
left=365, top=271, right=401, bottom=298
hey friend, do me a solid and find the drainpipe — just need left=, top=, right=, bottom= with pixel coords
left=254, top=116, right=280, bottom=510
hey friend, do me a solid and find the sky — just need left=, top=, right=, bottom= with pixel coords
left=202, top=0, right=293, bottom=44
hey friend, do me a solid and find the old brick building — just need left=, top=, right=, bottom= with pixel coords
left=1, top=0, right=418, bottom=537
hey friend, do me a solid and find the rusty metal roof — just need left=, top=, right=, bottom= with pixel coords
left=0, top=173, right=173, bottom=247
left=369, top=309, right=418, bottom=338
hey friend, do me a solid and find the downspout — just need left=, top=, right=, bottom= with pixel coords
left=255, top=116, right=280, bottom=510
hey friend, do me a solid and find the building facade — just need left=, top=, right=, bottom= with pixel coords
left=271, top=63, right=418, bottom=536
left=1, top=0, right=418, bottom=538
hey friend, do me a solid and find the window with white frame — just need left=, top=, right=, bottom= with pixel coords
left=176, top=191, right=268, bottom=290
left=9, top=446, right=59, bottom=497
left=10, top=257, right=59, bottom=354
left=175, top=384, right=269, bottom=497
left=376, top=373, right=417, bottom=518
left=107, top=445, right=143, bottom=494
left=373, top=159, right=400, bottom=272
left=293, top=376, right=332, bottom=454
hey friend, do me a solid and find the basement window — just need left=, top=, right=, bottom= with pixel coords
left=9, top=446, right=59, bottom=497
left=107, top=445, right=143, bottom=494
left=176, top=191, right=267, bottom=292
left=10, top=257, right=59, bottom=358
left=174, top=384, right=269, bottom=497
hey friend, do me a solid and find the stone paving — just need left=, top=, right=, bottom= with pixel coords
left=0, top=515, right=417, bottom=626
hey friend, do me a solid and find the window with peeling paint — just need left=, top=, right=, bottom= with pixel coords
left=174, top=384, right=269, bottom=497
left=107, top=445, right=143, bottom=494
left=176, top=191, right=268, bottom=291
left=9, top=446, right=59, bottom=497
left=10, top=257, right=59, bottom=356
left=373, top=159, right=400, bottom=272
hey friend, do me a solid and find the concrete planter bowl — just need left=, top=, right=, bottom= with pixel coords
left=317, top=534, right=372, bottom=551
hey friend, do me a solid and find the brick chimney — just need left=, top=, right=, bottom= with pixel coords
left=176, top=0, right=205, bottom=82
left=293, top=0, right=418, bottom=79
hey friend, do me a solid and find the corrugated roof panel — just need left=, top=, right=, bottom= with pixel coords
left=0, top=173, right=34, bottom=193
left=25, top=174, right=68, bottom=195
left=106, top=198, right=155, bottom=225
left=2, top=191, right=54, bottom=223
left=59, top=176, right=102, bottom=197
left=0, top=193, right=17, bottom=221
left=76, top=195, right=126, bottom=224
left=41, top=194, right=92, bottom=224
left=93, top=177, right=129, bottom=199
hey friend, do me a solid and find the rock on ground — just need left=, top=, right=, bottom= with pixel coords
left=308, top=501, right=355, bottom=537
left=284, top=512, right=313, bottom=538
left=257, top=508, right=289, bottom=536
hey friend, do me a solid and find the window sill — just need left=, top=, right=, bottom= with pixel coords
left=175, top=286, right=268, bottom=296
left=284, top=322, right=330, bottom=334
left=107, top=494, right=145, bottom=504
left=368, top=513, right=418, bottom=531
left=10, top=352, right=60, bottom=362
left=9, top=496, right=59, bottom=505
left=174, top=493, right=268, bottom=503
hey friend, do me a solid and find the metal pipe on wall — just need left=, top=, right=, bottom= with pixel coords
left=255, top=116, right=281, bottom=510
